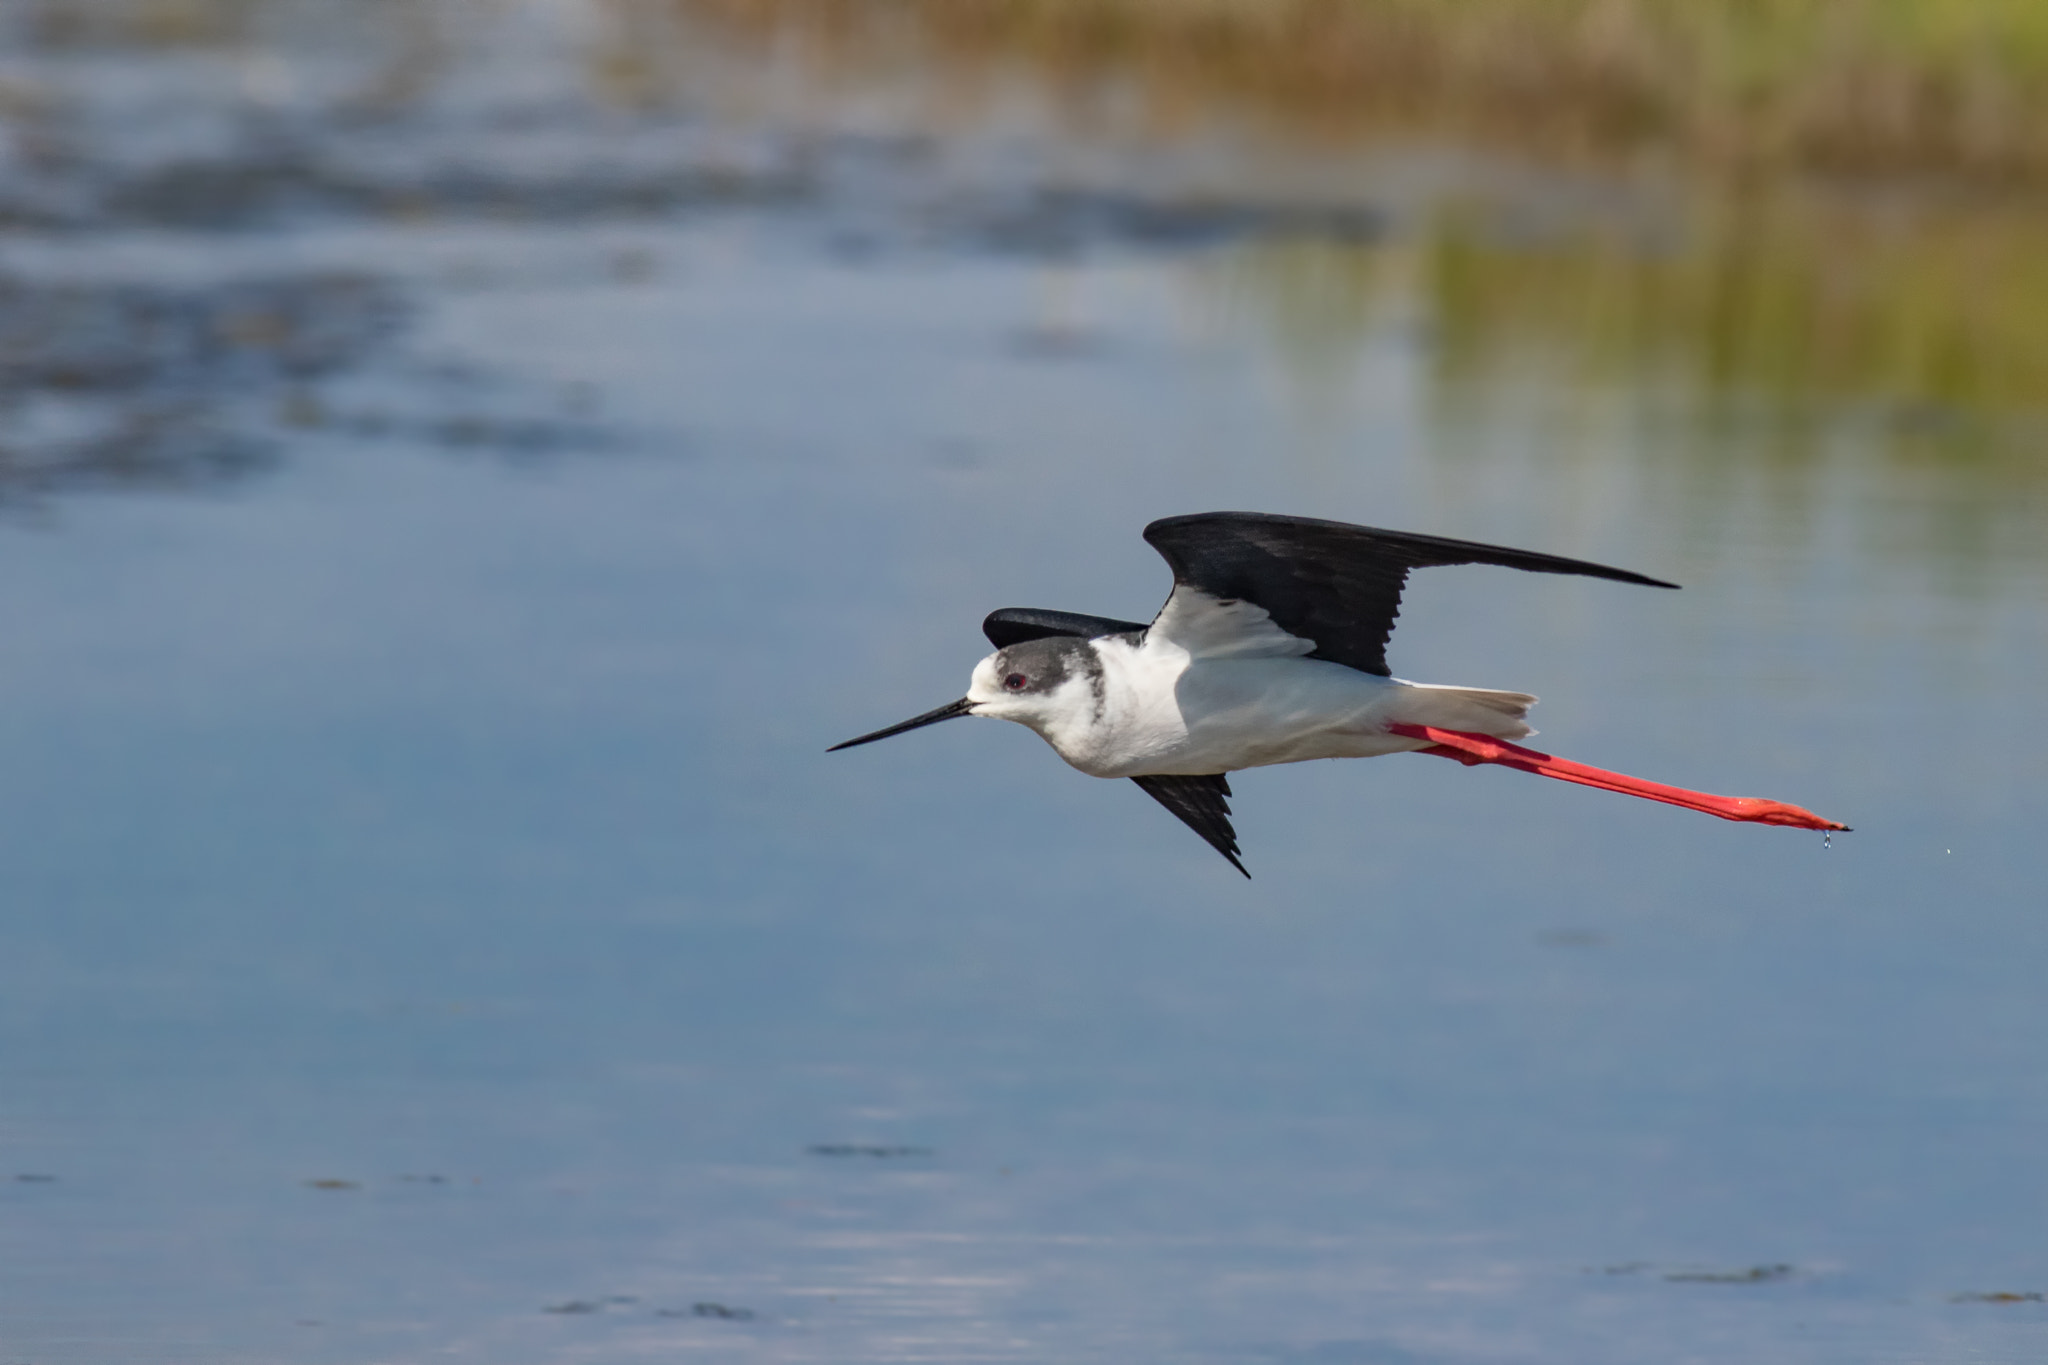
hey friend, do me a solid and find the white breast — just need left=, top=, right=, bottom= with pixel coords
left=1042, top=634, right=1425, bottom=778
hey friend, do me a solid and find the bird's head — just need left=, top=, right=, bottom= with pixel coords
left=828, top=637, right=1100, bottom=753
left=965, top=638, right=1098, bottom=737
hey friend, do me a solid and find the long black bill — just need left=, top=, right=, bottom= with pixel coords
left=827, top=698, right=976, bottom=752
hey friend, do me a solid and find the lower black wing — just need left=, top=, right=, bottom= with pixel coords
left=1142, top=512, right=1677, bottom=677
left=983, top=607, right=1149, bottom=648
left=1131, top=773, right=1247, bottom=877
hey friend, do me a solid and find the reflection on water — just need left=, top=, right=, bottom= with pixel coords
left=621, top=0, right=2048, bottom=182
left=2, top=4, right=2046, bottom=1364
left=0, top=271, right=397, bottom=503
left=1215, top=189, right=2048, bottom=423
left=1194, top=187, right=2048, bottom=586
left=1, top=0, right=2041, bottom=573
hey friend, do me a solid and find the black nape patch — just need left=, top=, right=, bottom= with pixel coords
left=993, top=636, right=1100, bottom=696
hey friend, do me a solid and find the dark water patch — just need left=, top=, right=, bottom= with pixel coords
left=0, top=117, right=814, bottom=233
left=545, top=1294, right=648, bottom=1314
left=1664, top=1265, right=1796, bottom=1285
left=11, top=0, right=268, bottom=49
left=1950, top=1291, right=2044, bottom=1304
left=0, top=269, right=400, bottom=505
left=972, top=188, right=1387, bottom=259
left=1588, top=1261, right=1796, bottom=1284
left=303, top=1178, right=361, bottom=1190
left=0, top=264, right=622, bottom=509
left=0, top=272, right=398, bottom=392
left=544, top=1295, right=758, bottom=1320
left=91, top=152, right=814, bottom=232
left=807, top=1143, right=934, bottom=1158
left=0, top=118, right=1399, bottom=251
left=289, top=400, right=617, bottom=461
left=680, top=1301, right=756, bottom=1320
left=0, top=403, right=275, bottom=507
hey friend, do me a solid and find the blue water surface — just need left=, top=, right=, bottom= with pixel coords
left=1, top=17, right=2045, bottom=1364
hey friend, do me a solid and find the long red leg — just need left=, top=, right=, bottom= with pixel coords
left=1385, top=724, right=1850, bottom=832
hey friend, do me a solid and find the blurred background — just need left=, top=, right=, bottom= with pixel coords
left=0, top=2, right=2043, bottom=1361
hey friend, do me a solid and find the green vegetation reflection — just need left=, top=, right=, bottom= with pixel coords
left=1210, top=189, right=2048, bottom=452
left=663, top=0, right=2048, bottom=182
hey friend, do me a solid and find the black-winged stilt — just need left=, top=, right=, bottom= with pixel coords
left=830, top=512, right=1848, bottom=875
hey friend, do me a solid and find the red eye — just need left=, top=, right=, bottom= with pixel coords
left=1003, top=673, right=1029, bottom=691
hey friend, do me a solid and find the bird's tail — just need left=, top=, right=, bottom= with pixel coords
left=1391, top=684, right=1538, bottom=741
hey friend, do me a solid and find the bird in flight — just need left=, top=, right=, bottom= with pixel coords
left=830, top=512, right=1848, bottom=875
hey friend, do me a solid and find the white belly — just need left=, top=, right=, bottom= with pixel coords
left=1149, top=657, right=1426, bottom=773
left=1045, top=645, right=1413, bottom=776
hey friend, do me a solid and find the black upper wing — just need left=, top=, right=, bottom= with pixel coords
left=983, top=607, right=1149, bottom=648
left=1142, top=512, right=1677, bottom=676
left=1130, top=773, right=1247, bottom=877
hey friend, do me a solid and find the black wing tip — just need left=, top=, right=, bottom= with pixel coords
left=1145, top=510, right=1680, bottom=590
left=1595, top=569, right=1681, bottom=590
left=1129, top=773, right=1249, bottom=878
left=1207, top=835, right=1251, bottom=877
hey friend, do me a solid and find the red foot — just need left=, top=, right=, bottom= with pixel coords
left=1386, top=724, right=1850, bottom=832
